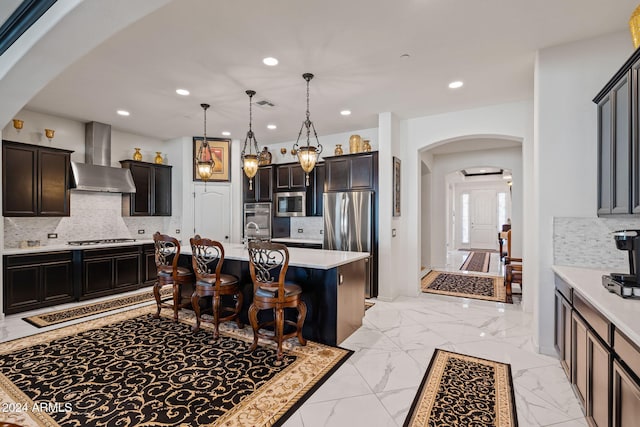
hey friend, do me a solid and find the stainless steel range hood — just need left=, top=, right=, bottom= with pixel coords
left=71, top=122, right=136, bottom=193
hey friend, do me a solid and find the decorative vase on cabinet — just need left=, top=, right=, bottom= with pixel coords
left=154, top=152, right=163, bottom=164
left=362, top=140, right=371, bottom=152
left=349, top=135, right=362, bottom=154
left=133, top=148, right=142, bottom=161
left=334, top=144, right=343, bottom=155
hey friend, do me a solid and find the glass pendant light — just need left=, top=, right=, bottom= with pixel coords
left=196, top=103, right=215, bottom=181
left=293, top=73, right=323, bottom=186
left=241, top=90, right=260, bottom=190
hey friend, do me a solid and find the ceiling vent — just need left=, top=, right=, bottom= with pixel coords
left=256, top=99, right=275, bottom=107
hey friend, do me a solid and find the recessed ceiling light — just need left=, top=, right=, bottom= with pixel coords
left=400, top=53, right=411, bottom=59
left=263, top=57, right=278, bottom=66
left=117, top=110, right=130, bottom=116
left=176, top=89, right=190, bottom=96
left=267, top=124, right=277, bottom=130
left=340, top=110, right=351, bottom=116
left=221, top=131, right=231, bottom=136
left=448, top=81, right=464, bottom=89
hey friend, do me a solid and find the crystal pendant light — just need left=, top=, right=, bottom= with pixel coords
left=293, top=73, right=323, bottom=186
left=241, top=90, right=260, bottom=190
left=196, top=103, right=215, bottom=181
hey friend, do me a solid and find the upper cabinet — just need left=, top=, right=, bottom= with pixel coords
left=120, top=160, right=172, bottom=216
left=243, top=165, right=273, bottom=203
left=324, top=151, right=378, bottom=192
left=275, top=163, right=306, bottom=192
left=2, top=140, right=72, bottom=217
left=594, top=49, right=640, bottom=216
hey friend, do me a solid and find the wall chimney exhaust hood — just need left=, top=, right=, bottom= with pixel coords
left=70, top=122, right=136, bottom=193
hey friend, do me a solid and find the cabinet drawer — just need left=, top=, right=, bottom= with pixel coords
left=574, top=291, right=612, bottom=346
left=615, top=329, right=640, bottom=380
left=82, top=246, right=140, bottom=259
left=4, top=251, right=72, bottom=267
left=555, top=275, right=572, bottom=303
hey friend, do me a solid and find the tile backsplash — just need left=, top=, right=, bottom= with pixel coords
left=4, top=192, right=177, bottom=248
left=553, top=216, right=640, bottom=271
left=290, top=216, right=323, bottom=240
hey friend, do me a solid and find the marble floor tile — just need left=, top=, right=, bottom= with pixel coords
left=0, top=275, right=587, bottom=427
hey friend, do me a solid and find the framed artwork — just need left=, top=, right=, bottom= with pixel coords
left=393, top=156, right=401, bottom=217
left=192, top=137, right=231, bottom=182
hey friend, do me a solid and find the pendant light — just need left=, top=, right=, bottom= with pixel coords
left=241, top=90, right=260, bottom=190
left=196, top=103, right=215, bottom=181
left=293, top=73, right=323, bottom=186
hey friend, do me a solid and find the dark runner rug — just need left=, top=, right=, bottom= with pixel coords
left=1, top=306, right=352, bottom=426
left=421, top=271, right=509, bottom=303
left=22, top=288, right=172, bottom=328
left=404, top=349, right=518, bottom=427
left=460, top=251, right=490, bottom=272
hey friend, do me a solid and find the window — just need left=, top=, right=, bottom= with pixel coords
left=497, top=192, right=507, bottom=230
left=461, top=193, right=469, bottom=244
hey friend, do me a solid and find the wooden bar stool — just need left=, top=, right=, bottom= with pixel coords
left=190, top=235, right=243, bottom=338
left=152, top=232, right=194, bottom=321
left=247, top=241, right=307, bottom=361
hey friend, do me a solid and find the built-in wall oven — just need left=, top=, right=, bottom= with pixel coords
left=274, top=191, right=306, bottom=217
left=243, top=202, right=272, bottom=239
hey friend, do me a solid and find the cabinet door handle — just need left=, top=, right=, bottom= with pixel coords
left=339, top=274, right=343, bottom=285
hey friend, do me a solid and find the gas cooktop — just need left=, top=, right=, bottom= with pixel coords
left=67, top=238, right=137, bottom=246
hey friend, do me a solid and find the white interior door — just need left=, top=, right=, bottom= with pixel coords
left=470, top=189, right=497, bottom=249
left=194, top=185, right=231, bottom=242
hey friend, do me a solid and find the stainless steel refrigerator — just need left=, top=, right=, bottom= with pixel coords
left=323, top=191, right=376, bottom=297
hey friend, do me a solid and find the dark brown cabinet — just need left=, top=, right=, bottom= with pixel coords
left=597, top=72, right=631, bottom=215
left=3, top=251, right=74, bottom=314
left=2, top=140, right=72, bottom=217
left=554, top=289, right=572, bottom=379
left=80, top=246, right=141, bottom=299
left=592, top=47, right=640, bottom=216
left=142, top=243, right=157, bottom=285
left=275, top=163, right=306, bottom=191
left=308, top=163, right=325, bottom=216
left=243, top=165, right=273, bottom=203
left=120, top=160, right=172, bottom=216
left=324, top=151, right=377, bottom=192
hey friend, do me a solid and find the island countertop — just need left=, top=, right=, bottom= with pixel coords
left=3, top=241, right=369, bottom=270
left=181, top=243, right=369, bottom=270
left=552, top=265, right=640, bottom=348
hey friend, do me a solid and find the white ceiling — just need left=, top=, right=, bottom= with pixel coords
left=10, top=0, right=640, bottom=144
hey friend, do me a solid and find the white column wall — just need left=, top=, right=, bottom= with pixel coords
left=534, top=30, right=633, bottom=353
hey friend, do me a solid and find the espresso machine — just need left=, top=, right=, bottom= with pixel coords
left=602, top=230, right=640, bottom=298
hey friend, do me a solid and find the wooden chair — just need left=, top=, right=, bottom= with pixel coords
left=247, top=241, right=307, bottom=361
left=190, top=235, right=243, bottom=338
left=504, top=256, right=522, bottom=297
left=152, top=232, right=195, bottom=321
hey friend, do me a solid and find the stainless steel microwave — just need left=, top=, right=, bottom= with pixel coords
left=274, top=191, right=306, bottom=217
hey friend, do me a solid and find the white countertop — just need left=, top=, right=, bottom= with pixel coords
left=182, top=243, right=368, bottom=269
left=2, top=240, right=155, bottom=255
left=271, top=237, right=324, bottom=245
left=3, top=240, right=368, bottom=270
left=553, top=265, right=640, bottom=347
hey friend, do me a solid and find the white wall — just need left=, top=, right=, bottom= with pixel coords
left=429, top=146, right=522, bottom=267
left=535, top=30, right=634, bottom=353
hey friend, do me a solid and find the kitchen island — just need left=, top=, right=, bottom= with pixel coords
left=3, top=240, right=369, bottom=346
left=181, top=243, right=370, bottom=346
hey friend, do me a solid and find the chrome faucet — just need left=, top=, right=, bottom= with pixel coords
left=244, top=221, right=260, bottom=247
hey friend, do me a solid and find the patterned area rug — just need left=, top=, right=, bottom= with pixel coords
left=460, top=251, right=490, bottom=272
left=1, top=306, right=351, bottom=426
left=365, top=301, right=375, bottom=311
left=421, top=271, right=509, bottom=303
left=22, top=288, right=172, bottom=328
left=404, top=349, right=518, bottom=426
